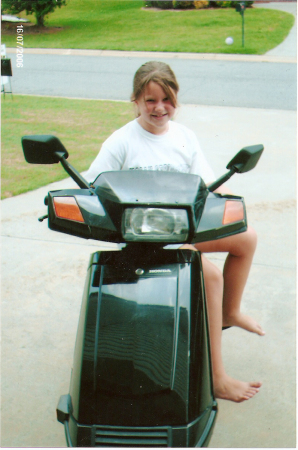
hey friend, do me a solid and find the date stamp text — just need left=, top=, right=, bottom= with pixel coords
left=16, top=24, right=24, bottom=68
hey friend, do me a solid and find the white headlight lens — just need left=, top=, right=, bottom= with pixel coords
left=123, top=208, right=189, bottom=242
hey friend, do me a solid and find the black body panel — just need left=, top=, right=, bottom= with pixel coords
left=64, top=247, right=217, bottom=447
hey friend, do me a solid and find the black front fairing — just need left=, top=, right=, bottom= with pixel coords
left=47, top=170, right=246, bottom=245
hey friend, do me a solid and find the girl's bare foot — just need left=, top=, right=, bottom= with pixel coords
left=214, top=374, right=262, bottom=402
left=223, top=312, right=265, bottom=336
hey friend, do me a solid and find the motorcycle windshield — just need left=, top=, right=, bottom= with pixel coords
left=93, top=170, right=206, bottom=206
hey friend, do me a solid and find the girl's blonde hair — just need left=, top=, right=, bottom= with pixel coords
left=131, top=61, right=179, bottom=108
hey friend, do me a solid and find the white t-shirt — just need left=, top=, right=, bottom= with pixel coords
left=85, top=119, right=215, bottom=183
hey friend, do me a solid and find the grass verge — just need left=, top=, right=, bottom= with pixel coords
left=1, top=94, right=134, bottom=199
left=1, top=0, right=295, bottom=55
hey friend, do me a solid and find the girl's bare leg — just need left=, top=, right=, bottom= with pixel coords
left=201, top=254, right=262, bottom=402
left=195, top=226, right=265, bottom=336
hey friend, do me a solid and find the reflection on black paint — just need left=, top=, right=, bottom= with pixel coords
left=72, top=250, right=214, bottom=431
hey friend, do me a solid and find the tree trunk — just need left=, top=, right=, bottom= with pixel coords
left=35, top=13, right=45, bottom=27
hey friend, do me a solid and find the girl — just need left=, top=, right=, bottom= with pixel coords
left=86, top=61, right=265, bottom=403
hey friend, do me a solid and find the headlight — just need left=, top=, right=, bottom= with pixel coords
left=122, top=208, right=189, bottom=242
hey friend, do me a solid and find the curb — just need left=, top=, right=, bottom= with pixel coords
left=6, top=47, right=297, bottom=64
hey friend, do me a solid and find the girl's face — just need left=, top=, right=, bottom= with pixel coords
left=135, top=81, right=176, bottom=135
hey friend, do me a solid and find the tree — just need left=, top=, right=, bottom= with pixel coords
left=1, top=0, right=67, bottom=27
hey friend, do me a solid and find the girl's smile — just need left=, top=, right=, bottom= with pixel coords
left=135, top=81, right=176, bottom=135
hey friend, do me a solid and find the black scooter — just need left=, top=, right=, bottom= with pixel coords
left=22, top=135, right=263, bottom=448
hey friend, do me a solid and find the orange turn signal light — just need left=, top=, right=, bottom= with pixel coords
left=222, top=200, right=244, bottom=225
left=53, top=196, right=85, bottom=223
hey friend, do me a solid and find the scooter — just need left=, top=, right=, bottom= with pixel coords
left=22, top=135, right=263, bottom=448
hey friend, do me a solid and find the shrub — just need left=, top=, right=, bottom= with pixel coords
left=194, top=1, right=209, bottom=9
left=215, top=1, right=232, bottom=7
left=231, top=1, right=254, bottom=6
left=173, top=1, right=194, bottom=9
left=143, top=0, right=254, bottom=9
left=156, top=0, right=173, bottom=9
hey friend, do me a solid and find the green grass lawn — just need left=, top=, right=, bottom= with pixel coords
left=1, top=95, right=134, bottom=199
left=2, top=0, right=295, bottom=55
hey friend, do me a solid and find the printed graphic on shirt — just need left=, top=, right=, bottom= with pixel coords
left=129, top=163, right=190, bottom=173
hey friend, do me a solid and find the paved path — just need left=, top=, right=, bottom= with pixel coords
left=255, top=1, right=297, bottom=57
left=1, top=2, right=296, bottom=448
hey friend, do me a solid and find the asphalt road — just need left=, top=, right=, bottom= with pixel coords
left=7, top=51, right=297, bottom=110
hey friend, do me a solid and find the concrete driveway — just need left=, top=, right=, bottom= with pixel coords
left=1, top=103, right=296, bottom=448
left=1, top=2, right=296, bottom=448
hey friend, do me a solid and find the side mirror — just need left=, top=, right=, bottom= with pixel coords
left=226, top=144, right=264, bottom=174
left=22, top=134, right=90, bottom=189
left=22, top=135, right=69, bottom=164
left=208, top=144, right=264, bottom=192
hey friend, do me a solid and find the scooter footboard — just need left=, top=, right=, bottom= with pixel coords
left=58, top=247, right=217, bottom=447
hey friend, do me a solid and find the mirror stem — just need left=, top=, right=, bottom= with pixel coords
left=208, top=168, right=236, bottom=192
left=55, top=152, right=90, bottom=189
